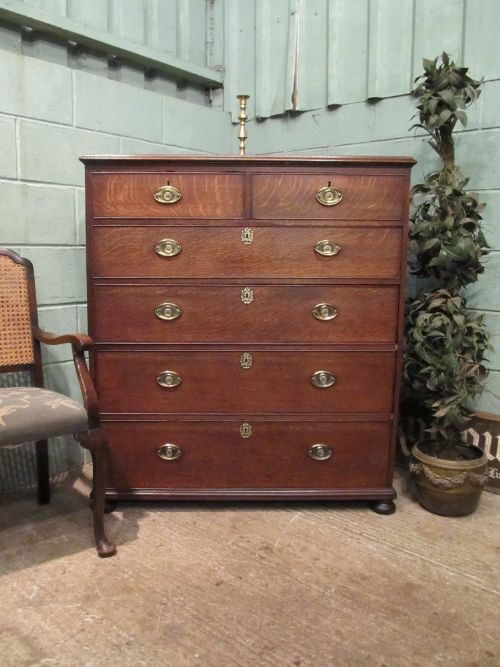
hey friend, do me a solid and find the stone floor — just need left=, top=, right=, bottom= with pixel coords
left=0, top=469, right=499, bottom=667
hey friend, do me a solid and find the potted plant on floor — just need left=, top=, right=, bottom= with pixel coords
left=403, top=52, right=491, bottom=516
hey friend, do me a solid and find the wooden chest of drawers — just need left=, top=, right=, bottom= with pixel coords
left=82, top=155, right=414, bottom=513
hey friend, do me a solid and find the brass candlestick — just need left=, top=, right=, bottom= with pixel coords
left=237, top=94, right=249, bottom=156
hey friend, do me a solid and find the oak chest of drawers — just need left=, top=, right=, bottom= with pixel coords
left=82, top=155, right=414, bottom=513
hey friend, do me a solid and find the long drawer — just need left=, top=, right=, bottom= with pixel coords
left=93, top=284, right=399, bottom=344
left=91, top=226, right=402, bottom=279
left=251, top=173, right=406, bottom=220
left=96, top=350, right=396, bottom=414
left=92, top=171, right=245, bottom=219
left=104, top=420, right=392, bottom=490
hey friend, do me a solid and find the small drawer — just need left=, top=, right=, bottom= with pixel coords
left=251, top=173, right=406, bottom=220
left=104, top=419, right=392, bottom=491
left=91, top=172, right=245, bottom=219
left=96, top=350, right=396, bottom=415
left=91, top=226, right=402, bottom=279
left=93, top=284, right=399, bottom=344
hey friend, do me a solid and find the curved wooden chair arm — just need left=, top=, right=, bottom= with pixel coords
left=32, top=326, right=100, bottom=427
left=72, top=348, right=100, bottom=428
left=33, top=326, right=94, bottom=351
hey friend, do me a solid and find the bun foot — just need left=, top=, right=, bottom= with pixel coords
left=104, top=499, right=118, bottom=514
left=370, top=499, right=396, bottom=515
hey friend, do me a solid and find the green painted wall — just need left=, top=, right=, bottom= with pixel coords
left=241, top=1, right=499, bottom=416
left=223, top=0, right=500, bottom=120
left=0, top=3, right=230, bottom=492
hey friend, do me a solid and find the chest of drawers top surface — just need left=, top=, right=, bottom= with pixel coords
left=81, top=154, right=415, bottom=172
left=83, top=155, right=414, bottom=507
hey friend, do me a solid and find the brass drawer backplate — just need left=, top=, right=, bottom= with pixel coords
left=157, top=444, right=183, bottom=461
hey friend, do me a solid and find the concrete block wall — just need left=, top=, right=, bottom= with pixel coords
left=0, top=44, right=231, bottom=492
left=248, top=85, right=500, bottom=413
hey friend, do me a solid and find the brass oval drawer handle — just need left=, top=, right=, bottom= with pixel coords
left=156, top=370, right=182, bottom=388
left=315, top=183, right=343, bottom=207
left=308, top=444, right=333, bottom=461
left=314, top=240, right=341, bottom=256
left=157, top=444, right=182, bottom=461
left=154, top=183, right=182, bottom=204
left=155, top=239, right=182, bottom=258
left=155, top=303, right=182, bottom=321
left=312, top=303, right=338, bottom=321
left=311, top=370, right=336, bottom=388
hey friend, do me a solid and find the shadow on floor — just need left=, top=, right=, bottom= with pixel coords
left=0, top=470, right=143, bottom=575
left=1, top=468, right=418, bottom=577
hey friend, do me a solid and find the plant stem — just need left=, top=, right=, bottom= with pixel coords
left=438, top=125, right=455, bottom=166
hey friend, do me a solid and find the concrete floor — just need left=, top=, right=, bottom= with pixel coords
left=0, top=469, right=499, bottom=667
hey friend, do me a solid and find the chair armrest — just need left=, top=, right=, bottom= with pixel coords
left=33, top=326, right=94, bottom=352
left=72, top=348, right=100, bottom=428
left=33, top=327, right=101, bottom=428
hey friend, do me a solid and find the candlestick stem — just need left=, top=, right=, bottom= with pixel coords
left=236, top=94, right=249, bottom=156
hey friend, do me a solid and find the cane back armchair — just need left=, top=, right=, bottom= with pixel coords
left=0, top=248, right=115, bottom=557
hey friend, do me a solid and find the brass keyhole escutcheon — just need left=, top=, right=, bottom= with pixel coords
left=241, top=227, right=254, bottom=245
left=154, top=183, right=182, bottom=205
left=311, top=370, right=336, bottom=388
left=240, top=352, right=253, bottom=369
left=308, top=444, right=333, bottom=461
left=312, top=303, right=338, bottom=321
left=241, top=287, right=254, bottom=304
left=240, top=423, right=252, bottom=438
left=157, top=444, right=183, bottom=461
left=155, top=239, right=182, bottom=258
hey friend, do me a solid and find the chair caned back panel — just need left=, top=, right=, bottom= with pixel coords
left=0, top=255, right=34, bottom=367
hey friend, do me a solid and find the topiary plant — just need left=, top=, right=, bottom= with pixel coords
left=403, top=53, right=491, bottom=460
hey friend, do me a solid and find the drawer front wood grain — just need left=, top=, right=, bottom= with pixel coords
left=104, top=420, right=392, bottom=490
left=93, top=285, right=399, bottom=344
left=96, top=350, right=396, bottom=414
left=91, top=226, right=402, bottom=279
left=92, top=172, right=245, bottom=218
left=252, top=173, right=405, bottom=220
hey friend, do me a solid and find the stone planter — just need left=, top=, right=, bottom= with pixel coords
left=411, top=443, right=489, bottom=516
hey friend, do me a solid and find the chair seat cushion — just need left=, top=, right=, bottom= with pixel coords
left=0, top=387, right=88, bottom=446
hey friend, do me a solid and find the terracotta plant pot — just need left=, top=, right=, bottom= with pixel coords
left=411, top=443, right=489, bottom=516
